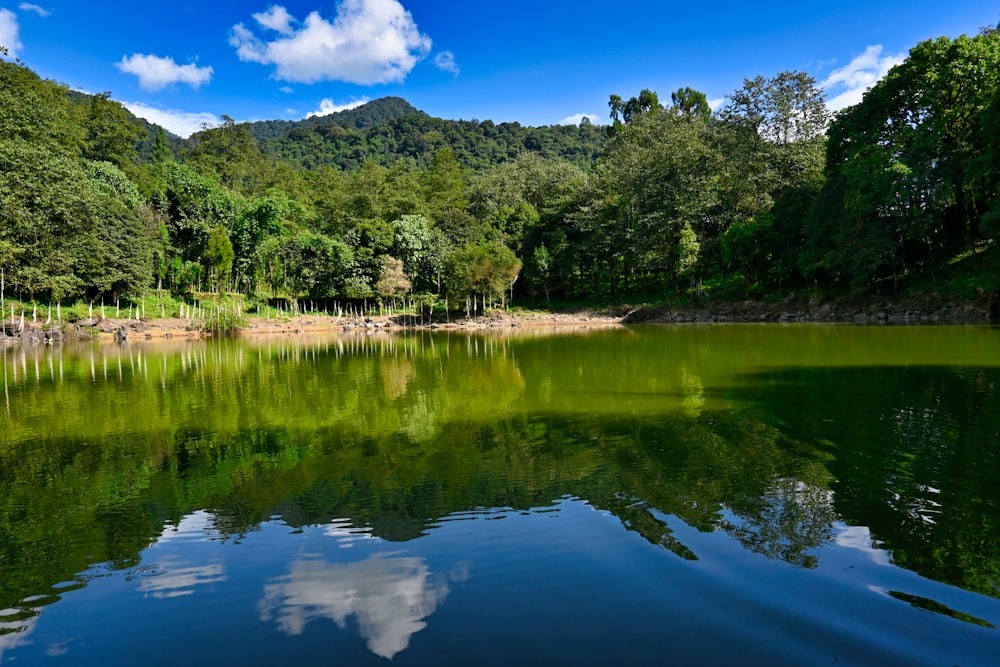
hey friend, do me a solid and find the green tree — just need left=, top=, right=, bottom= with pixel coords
left=232, top=191, right=297, bottom=294
left=445, top=242, right=522, bottom=308
left=714, top=71, right=828, bottom=289
left=273, top=231, right=354, bottom=300
left=82, top=93, right=145, bottom=168
left=205, top=225, right=235, bottom=293
left=595, top=106, right=716, bottom=293
left=810, top=33, right=1000, bottom=290
left=160, top=162, right=244, bottom=267
left=392, top=214, right=436, bottom=288
left=184, top=116, right=270, bottom=193
left=151, top=127, right=174, bottom=166
left=423, top=147, right=467, bottom=217
left=670, top=87, right=712, bottom=122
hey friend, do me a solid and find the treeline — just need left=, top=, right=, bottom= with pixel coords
left=243, top=95, right=607, bottom=174
left=1, top=29, right=998, bottom=313
left=258, top=113, right=608, bottom=173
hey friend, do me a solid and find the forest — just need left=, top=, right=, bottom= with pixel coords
left=1, top=27, right=999, bottom=319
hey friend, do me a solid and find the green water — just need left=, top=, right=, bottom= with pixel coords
left=1, top=325, right=999, bottom=665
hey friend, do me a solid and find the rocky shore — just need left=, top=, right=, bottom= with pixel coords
left=1, top=295, right=995, bottom=347
left=621, top=295, right=997, bottom=325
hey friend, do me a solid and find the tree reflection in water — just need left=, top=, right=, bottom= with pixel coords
left=1, top=327, right=1000, bottom=662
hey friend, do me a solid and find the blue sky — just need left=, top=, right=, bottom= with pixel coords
left=0, top=1, right=995, bottom=137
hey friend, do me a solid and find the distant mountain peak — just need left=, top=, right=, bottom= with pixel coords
left=246, top=97, right=427, bottom=142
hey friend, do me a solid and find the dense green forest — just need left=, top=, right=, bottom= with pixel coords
left=1, top=28, right=999, bottom=316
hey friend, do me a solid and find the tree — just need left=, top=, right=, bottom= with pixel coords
left=595, top=106, right=716, bottom=293
left=231, top=191, right=297, bottom=294
left=423, top=147, right=467, bottom=217
left=271, top=231, right=354, bottom=300
left=83, top=93, right=145, bottom=167
left=670, top=87, right=712, bottom=123
left=160, top=162, right=244, bottom=267
left=810, top=33, right=1000, bottom=290
left=445, top=242, right=522, bottom=307
left=204, top=226, right=235, bottom=293
left=391, top=214, right=435, bottom=287
left=375, top=255, right=411, bottom=301
left=0, top=63, right=156, bottom=303
left=184, top=116, right=271, bottom=193
left=608, top=89, right=662, bottom=134
left=713, top=71, right=829, bottom=288
left=151, top=127, right=173, bottom=166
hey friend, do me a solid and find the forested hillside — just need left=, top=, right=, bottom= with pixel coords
left=255, top=112, right=608, bottom=172
left=1, top=28, right=998, bottom=317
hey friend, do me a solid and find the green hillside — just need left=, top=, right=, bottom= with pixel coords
left=1, top=28, right=998, bottom=317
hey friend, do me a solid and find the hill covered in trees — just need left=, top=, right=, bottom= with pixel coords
left=254, top=110, right=608, bottom=172
left=245, top=96, right=427, bottom=140
left=224, top=95, right=608, bottom=173
left=1, top=26, right=999, bottom=319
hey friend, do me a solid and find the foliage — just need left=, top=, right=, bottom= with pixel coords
left=1, top=32, right=998, bottom=309
left=199, top=297, right=247, bottom=334
left=204, top=225, right=235, bottom=292
left=809, top=32, right=1000, bottom=292
left=445, top=241, right=522, bottom=304
left=375, top=255, right=411, bottom=299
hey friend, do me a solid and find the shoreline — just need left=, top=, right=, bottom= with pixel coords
left=1, top=295, right=995, bottom=347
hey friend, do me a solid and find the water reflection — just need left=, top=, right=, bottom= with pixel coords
left=259, top=553, right=450, bottom=659
left=0, top=608, right=40, bottom=663
left=2, top=326, right=1000, bottom=664
left=833, top=523, right=891, bottom=566
left=133, top=563, right=227, bottom=599
left=720, top=479, right=837, bottom=568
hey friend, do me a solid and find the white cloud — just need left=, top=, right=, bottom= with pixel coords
left=18, top=3, right=50, bottom=17
left=122, top=101, right=221, bottom=138
left=557, top=113, right=601, bottom=126
left=0, top=9, right=23, bottom=57
left=253, top=5, right=296, bottom=36
left=433, top=51, right=459, bottom=76
left=822, top=45, right=906, bottom=111
left=230, top=0, right=432, bottom=85
left=117, top=53, right=214, bottom=91
left=280, top=85, right=294, bottom=94
left=308, top=97, right=370, bottom=117
left=707, top=97, right=725, bottom=111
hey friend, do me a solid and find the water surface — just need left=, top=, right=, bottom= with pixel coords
left=2, top=325, right=999, bottom=665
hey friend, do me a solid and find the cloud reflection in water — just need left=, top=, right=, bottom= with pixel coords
left=258, top=553, right=450, bottom=659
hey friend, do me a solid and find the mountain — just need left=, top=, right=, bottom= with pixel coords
left=250, top=97, right=607, bottom=173
left=245, top=97, right=426, bottom=141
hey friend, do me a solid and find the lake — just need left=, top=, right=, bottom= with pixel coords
left=2, top=324, right=999, bottom=665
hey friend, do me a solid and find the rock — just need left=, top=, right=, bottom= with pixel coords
left=114, top=325, right=129, bottom=342
left=21, top=326, right=44, bottom=345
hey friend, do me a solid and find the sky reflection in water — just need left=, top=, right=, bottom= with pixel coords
left=2, top=326, right=1000, bottom=664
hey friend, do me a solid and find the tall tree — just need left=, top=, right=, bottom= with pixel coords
left=184, top=116, right=270, bottom=193
left=670, top=87, right=712, bottom=122
left=82, top=93, right=145, bottom=167
left=810, top=33, right=1000, bottom=290
left=596, top=106, right=716, bottom=293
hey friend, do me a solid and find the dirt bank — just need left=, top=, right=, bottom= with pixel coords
left=1, top=295, right=993, bottom=348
